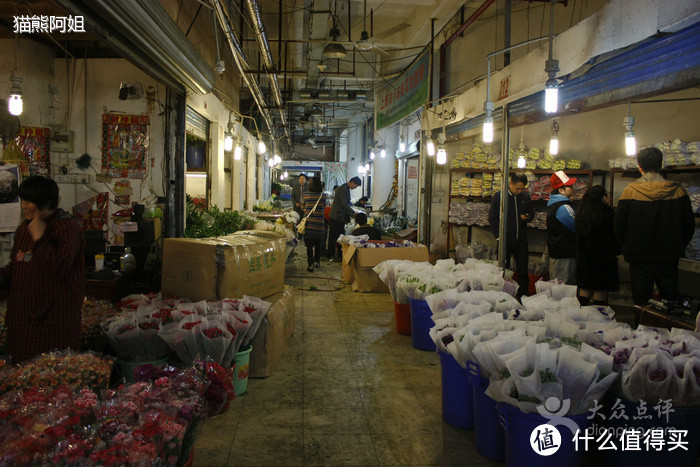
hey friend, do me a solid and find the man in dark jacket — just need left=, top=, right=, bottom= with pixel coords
left=352, top=212, right=381, bottom=240
left=614, top=147, right=695, bottom=305
left=488, top=173, right=534, bottom=298
left=546, top=170, right=577, bottom=284
left=328, top=176, right=361, bottom=260
left=291, top=173, right=307, bottom=218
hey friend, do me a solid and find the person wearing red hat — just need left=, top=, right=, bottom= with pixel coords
left=546, top=170, right=578, bottom=283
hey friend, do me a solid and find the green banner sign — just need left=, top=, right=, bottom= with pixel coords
left=375, top=50, right=430, bottom=130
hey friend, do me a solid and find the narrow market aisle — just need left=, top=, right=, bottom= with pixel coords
left=193, top=255, right=499, bottom=466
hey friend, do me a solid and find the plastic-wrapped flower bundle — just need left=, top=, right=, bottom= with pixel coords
left=0, top=351, right=113, bottom=394
left=81, top=297, right=119, bottom=352
left=604, top=327, right=700, bottom=406
left=103, top=293, right=269, bottom=368
left=374, top=258, right=515, bottom=304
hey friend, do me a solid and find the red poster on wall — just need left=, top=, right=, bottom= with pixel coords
left=101, top=114, right=149, bottom=179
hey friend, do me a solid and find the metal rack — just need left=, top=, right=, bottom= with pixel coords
left=446, top=168, right=607, bottom=254
left=609, top=165, right=700, bottom=205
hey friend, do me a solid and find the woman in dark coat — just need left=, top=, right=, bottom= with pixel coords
left=0, top=176, right=85, bottom=363
left=303, top=177, right=326, bottom=272
left=575, top=185, right=620, bottom=305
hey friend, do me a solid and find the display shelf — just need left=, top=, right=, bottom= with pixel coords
left=609, top=165, right=700, bottom=205
left=449, top=195, right=493, bottom=201
left=446, top=167, right=607, bottom=253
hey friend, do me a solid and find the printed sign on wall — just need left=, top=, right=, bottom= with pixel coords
left=375, top=50, right=430, bottom=130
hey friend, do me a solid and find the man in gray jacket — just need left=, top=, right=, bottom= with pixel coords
left=327, top=176, right=361, bottom=261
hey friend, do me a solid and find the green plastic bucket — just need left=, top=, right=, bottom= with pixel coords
left=234, top=345, right=253, bottom=395
left=117, top=356, right=169, bottom=383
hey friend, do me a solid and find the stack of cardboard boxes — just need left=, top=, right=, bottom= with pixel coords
left=161, top=230, right=295, bottom=377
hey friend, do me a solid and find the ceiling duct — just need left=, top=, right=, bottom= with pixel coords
left=288, top=89, right=374, bottom=104
left=212, top=0, right=273, bottom=132
left=244, top=0, right=289, bottom=139
left=52, top=0, right=215, bottom=94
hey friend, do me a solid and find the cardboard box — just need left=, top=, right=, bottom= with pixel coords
left=249, top=285, right=296, bottom=377
left=343, top=241, right=430, bottom=292
left=161, top=230, right=286, bottom=301
left=341, top=244, right=354, bottom=283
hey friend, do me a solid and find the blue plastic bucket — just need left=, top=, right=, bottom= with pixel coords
left=601, top=395, right=700, bottom=467
left=467, top=361, right=505, bottom=461
left=498, top=402, right=591, bottom=467
left=409, top=298, right=436, bottom=351
left=234, top=345, right=253, bottom=395
left=439, top=350, right=474, bottom=429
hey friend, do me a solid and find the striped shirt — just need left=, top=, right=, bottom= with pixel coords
left=303, top=192, right=327, bottom=239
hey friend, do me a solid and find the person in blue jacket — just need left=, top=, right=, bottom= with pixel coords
left=546, top=171, right=577, bottom=284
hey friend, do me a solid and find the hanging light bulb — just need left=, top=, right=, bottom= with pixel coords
left=283, top=171, right=288, bottom=178
left=364, top=163, right=370, bottom=172
left=482, top=115, right=494, bottom=144
left=426, top=138, right=436, bottom=156
left=234, top=139, right=242, bottom=161
left=274, top=154, right=282, bottom=165
left=399, top=135, right=406, bottom=152
left=436, top=129, right=447, bottom=165
left=268, top=158, right=275, bottom=168
left=517, top=155, right=526, bottom=169
left=369, top=148, right=375, bottom=160
left=544, top=79, right=559, bottom=114
left=549, top=120, right=559, bottom=156
left=436, top=146, right=447, bottom=165
left=482, top=100, right=494, bottom=143
left=624, top=104, right=636, bottom=157
left=224, top=131, right=234, bottom=152
left=257, top=138, right=267, bottom=154
left=380, top=148, right=386, bottom=158
left=358, top=165, right=365, bottom=174
left=8, top=73, right=22, bottom=116
left=544, top=2, right=560, bottom=114
left=549, top=134, right=559, bottom=156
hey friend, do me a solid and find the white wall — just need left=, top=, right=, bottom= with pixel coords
left=53, top=58, right=166, bottom=243
left=425, top=0, right=700, bottom=131
left=372, top=125, right=399, bottom=209
left=344, top=120, right=365, bottom=201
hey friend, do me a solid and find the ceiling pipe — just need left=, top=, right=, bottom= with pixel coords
left=244, top=0, right=290, bottom=141
left=212, top=0, right=273, bottom=133
left=439, top=0, right=496, bottom=99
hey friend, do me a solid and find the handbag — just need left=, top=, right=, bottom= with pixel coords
left=297, top=195, right=323, bottom=235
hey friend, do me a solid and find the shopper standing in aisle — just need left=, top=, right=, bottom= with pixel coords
left=328, top=176, right=361, bottom=261
left=0, top=176, right=85, bottom=363
left=488, top=172, right=534, bottom=299
left=352, top=212, right=382, bottom=240
left=546, top=170, right=578, bottom=284
left=302, top=177, right=326, bottom=272
left=292, top=173, right=307, bottom=219
left=614, top=147, right=695, bottom=305
left=575, top=186, right=620, bottom=305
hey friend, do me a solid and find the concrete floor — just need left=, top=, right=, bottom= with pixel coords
left=192, top=255, right=501, bottom=466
